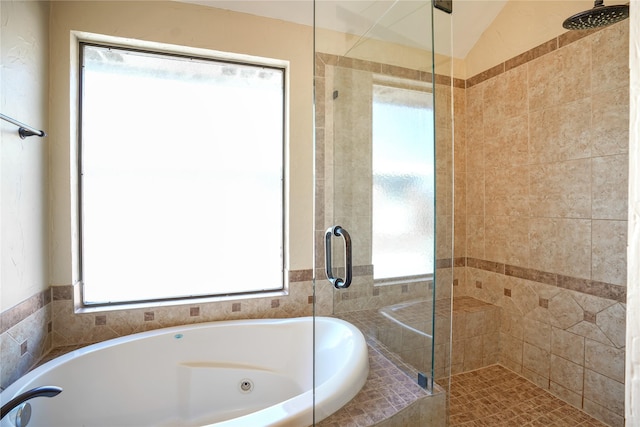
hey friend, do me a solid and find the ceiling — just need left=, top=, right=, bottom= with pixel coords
left=179, top=0, right=508, bottom=59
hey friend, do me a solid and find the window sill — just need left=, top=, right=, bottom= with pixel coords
left=374, top=274, right=433, bottom=287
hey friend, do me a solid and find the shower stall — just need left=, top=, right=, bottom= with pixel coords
left=313, top=1, right=455, bottom=424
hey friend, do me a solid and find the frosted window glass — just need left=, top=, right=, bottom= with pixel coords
left=79, top=44, right=284, bottom=305
left=372, top=84, right=434, bottom=280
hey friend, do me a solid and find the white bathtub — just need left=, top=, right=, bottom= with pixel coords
left=0, top=316, right=368, bottom=427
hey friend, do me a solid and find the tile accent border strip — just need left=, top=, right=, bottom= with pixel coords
left=466, top=26, right=603, bottom=88
left=0, top=289, right=51, bottom=334
left=462, top=256, right=626, bottom=303
left=315, top=52, right=466, bottom=89
left=0, top=269, right=316, bottom=336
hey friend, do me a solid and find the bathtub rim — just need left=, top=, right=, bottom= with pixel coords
left=1, top=315, right=369, bottom=427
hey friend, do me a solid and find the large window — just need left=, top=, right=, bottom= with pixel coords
left=372, top=82, right=434, bottom=281
left=79, top=42, right=286, bottom=305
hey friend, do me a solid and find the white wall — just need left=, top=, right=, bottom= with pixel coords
left=0, top=0, right=49, bottom=311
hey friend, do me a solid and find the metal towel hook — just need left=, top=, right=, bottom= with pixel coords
left=324, top=225, right=353, bottom=289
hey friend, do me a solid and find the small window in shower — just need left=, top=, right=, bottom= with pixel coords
left=372, top=79, right=434, bottom=282
left=79, top=42, right=286, bottom=305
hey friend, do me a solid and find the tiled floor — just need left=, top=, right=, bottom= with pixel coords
left=449, top=365, right=607, bottom=427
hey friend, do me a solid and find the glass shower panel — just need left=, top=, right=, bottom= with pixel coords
left=314, top=0, right=454, bottom=424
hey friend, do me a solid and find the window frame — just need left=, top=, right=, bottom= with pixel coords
left=76, top=39, right=289, bottom=308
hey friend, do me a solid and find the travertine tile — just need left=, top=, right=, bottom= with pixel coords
left=583, top=369, right=625, bottom=416
left=591, top=86, right=630, bottom=157
left=572, top=292, right=618, bottom=317
left=464, top=310, right=487, bottom=338
left=465, top=215, right=485, bottom=259
left=523, top=317, right=551, bottom=351
left=484, top=216, right=529, bottom=266
left=585, top=339, right=625, bottom=383
left=509, top=277, right=543, bottom=316
left=550, top=354, right=584, bottom=392
left=567, top=321, right=615, bottom=347
left=551, top=327, right=585, bottom=363
left=500, top=332, right=524, bottom=366
left=550, top=381, right=583, bottom=408
left=463, top=335, right=484, bottom=371
left=595, top=303, right=626, bottom=348
left=583, top=398, right=625, bottom=427
left=529, top=218, right=591, bottom=281
left=501, top=310, right=524, bottom=338
left=483, top=113, right=529, bottom=167
left=485, top=166, right=530, bottom=217
left=466, top=171, right=485, bottom=215
left=483, top=66, right=528, bottom=126
left=528, top=36, right=591, bottom=111
left=592, top=154, right=629, bottom=220
left=591, top=21, right=629, bottom=95
left=529, top=158, right=591, bottom=218
left=522, top=342, right=550, bottom=378
left=591, top=220, right=627, bottom=286
left=547, top=291, right=585, bottom=330
left=522, top=366, right=549, bottom=389
left=454, top=213, right=467, bottom=259
left=529, top=98, right=591, bottom=164
left=483, top=332, right=500, bottom=361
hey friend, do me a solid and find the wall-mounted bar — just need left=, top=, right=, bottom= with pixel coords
left=0, top=113, right=47, bottom=139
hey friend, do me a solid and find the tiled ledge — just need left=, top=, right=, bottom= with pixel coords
left=456, top=257, right=625, bottom=303
left=317, top=342, right=434, bottom=426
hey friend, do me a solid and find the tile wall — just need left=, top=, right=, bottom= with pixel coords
left=455, top=21, right=629, bottom=427
left=0, top=273, right=324, bottom=390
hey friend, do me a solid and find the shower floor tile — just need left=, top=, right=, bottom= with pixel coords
left=449, top=365, right=607, bottom=426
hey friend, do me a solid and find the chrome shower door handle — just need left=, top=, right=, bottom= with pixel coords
left=324, top=225, right=352, bottom=289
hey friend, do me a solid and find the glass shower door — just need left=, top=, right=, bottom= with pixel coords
left=313, top=0, right=454, bottom=424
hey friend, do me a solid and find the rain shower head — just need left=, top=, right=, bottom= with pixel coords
left=562, top=0, right=629, bottom=30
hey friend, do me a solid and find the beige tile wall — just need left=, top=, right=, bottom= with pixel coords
left=0, top=274, right=322, bottom=390
left=456, top=20, right=629, bottom=427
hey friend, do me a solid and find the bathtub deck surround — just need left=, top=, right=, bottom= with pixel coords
left=318, top=342, right=445, bottom=427
left=0, top=317, right=368, bottom=426
left=0, top=271, right=321, bottom=392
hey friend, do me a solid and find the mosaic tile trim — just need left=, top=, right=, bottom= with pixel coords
left=463, top=257, right=625, bottom=303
